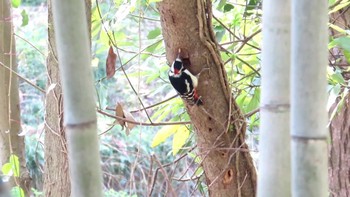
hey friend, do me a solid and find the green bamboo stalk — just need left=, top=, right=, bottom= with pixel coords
left=51, top=1, right=103, bottom=196
left=258, top=0, right=291, bottom=197
left=291, top=0, right=329, bottom=196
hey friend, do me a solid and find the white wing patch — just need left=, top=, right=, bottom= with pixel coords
left=184, top=69, right=198, bottom=88
left=185, top=79, right=191, bottom=92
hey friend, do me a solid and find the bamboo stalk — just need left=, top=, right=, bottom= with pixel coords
left=51, top=1, right=103, bottom=196
left=291, top=0, right=329, bottom=196
left=258, top=0, right=291, bottom=196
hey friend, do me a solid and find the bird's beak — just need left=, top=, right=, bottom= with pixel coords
left=177, top=48, right=181, bottom=59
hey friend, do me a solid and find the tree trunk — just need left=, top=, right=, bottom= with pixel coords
left=43, top=1, right=70, bottom=196
left=328, top=7, right=350, bottom=197
left=329, top=94, right=350, bottom=197
left=51, top=0, right=102, bottom=196
left=0, top=0, right=31, bottom=194
left=44, top=1, right=91, bottom=196
left=158, top=0, right=257, bottom=196
left=258, top=0, right=291, bottom=196
left=291, top=0, right=328, bottom=196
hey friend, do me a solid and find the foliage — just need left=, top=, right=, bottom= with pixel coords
left=12, top=0, right=350, bottom=195
left=0, top=155, right=25, bottom=197
left=1, top=154, right=20, bottom=177
left=10, top=186, right=25, bottom=197
left=21, top=0, right=45, bottom=6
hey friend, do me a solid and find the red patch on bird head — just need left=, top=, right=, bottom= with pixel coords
left=174, top=69, right=180, bottom=75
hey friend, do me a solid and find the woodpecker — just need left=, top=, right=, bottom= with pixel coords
left=168, top=49, right=203, bottom=105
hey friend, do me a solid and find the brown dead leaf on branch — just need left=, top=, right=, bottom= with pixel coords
left=106, top=46, right=116, bottom=78
left=115, top=103, right=136, bottom=135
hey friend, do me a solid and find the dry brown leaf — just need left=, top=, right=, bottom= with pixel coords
left=106, top=46, right=116, bottom=79
left=115, top=103, right=125, bottom=129
left=115, top=103, right=137, bottom=135
left=124, top=110, right=136, bottom=135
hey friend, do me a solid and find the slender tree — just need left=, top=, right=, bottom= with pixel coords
left=291, top=0, right=328, bottom=196
left=51, top=0, right=102, bottom=196
left=0, top=0, right=30, bottom=194
left=258, top=0, right=291, bottom=196
left=44, top=0, right=91, bottom=196
left=158, top=0, right=257, bottom=196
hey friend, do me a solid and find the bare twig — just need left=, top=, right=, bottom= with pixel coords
left=95, top=0, right=154, bottom=123
left=14, top=33, right=46, bottom=57
left=129, top=95, right=178, bottom=113
left=245, top=108, right=260, bottom=118
left=97, top=109, right=191, bottom=126
left=0, top=61, right=46, bottom=93
left=152, top=154, right=176, bottom=197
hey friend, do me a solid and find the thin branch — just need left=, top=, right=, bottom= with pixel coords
left=0, top=61, right=46, bottom=93
left=234, top=29, right=262, bottom=54
left=152, top=154, right=176, bottom=197
left=129, top=14, right=160, bottom=22
left=129, top=95, right=178, bottom=113
left=213, top=15, right=260, bottom=51
left=235, top=56, right=261, bottom=76
left=14, top=33, right=46, bottom=57
left=97, top=109, right=191, bottom=126
left=96, top=0, right=154, bottom=123
left=116, top=46, right=165, bottom=58
left=245, top=108, right=260, bottom=118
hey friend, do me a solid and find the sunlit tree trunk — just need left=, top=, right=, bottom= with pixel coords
left=158, top=0, right=257, bottom=196
left=51, top=0, right=102, bottom=196
left=328, top=7, right=350, bottom=197
left=258, top=0, right=291, bottom=196
left=291, top=0, right=328, bottom=196
left=44, top=0, right=92, bottom=196
left=0, top=0, right=31, bottom=194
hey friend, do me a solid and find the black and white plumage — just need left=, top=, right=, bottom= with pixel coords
left=168, top=56, right=203, bottom=105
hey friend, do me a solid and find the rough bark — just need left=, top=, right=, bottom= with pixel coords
left=329, top=7, right=350, bottom=197
left=43, top=1, right=91, bottom=196
left=0, top=0, right=31, bottom=194
left=158, top=0, right=257, bottom=196
left=43, top=1, right=70, bottom=196
left=329, top=95, right=350, bottom=197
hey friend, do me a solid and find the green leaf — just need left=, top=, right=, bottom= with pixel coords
left=223, top=4, right=234, bottom=12
left=147, top=28, right=161, bottom=39
left=11, top=0, right=21, bottom=8
left=217, top=0, right=227, bottom=10
left=11, top=186, right=24, bottom=197
left=329, top=23, right=346, bottom=34
left=329, top=1, right=350, bottom=14
left=146, top=41, right=162, bottom=53
left=188, top=152, right=201, bottom=164
left=21, top=9, right=29, bottom=27
left=2, top=163, right=12, bottom=175
left=151, top=125, right=180, bottom=147
left=146, top=73, right=160, bottom=84
left=328, top=0, right=336, bottom=5
left=329, top=89, right=348, bottom=122
left=10, top=154, right=20, bottom=177
left=330, top=72, right=345, bottom=84
left=344, top=49, right=350, bottom=64
left=332, top=37, right=350, bottom=52
left=247, top=88, right=260, bottom=112
left=172, top=126, right=190, bottom=155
